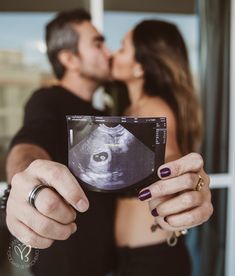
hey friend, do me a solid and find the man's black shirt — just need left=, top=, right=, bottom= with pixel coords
left=10, top=85, right=116, bottom=276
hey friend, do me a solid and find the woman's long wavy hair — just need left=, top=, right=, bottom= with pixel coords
left=133, top=20, right=202, bottom=154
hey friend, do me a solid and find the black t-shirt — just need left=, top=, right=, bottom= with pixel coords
left=10, top=85, right=117, bottom=276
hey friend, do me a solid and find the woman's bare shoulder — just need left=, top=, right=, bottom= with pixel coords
left=139, top=96, right=181, bottom=157
left=139, top=96, right=175, bottom=118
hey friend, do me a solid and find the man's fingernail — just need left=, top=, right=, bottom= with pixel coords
left=151, top=208, right=159, bottom=217
left=72, top=224, right=77, bottom=234
left=160, top=167, right=171, bottom=178
left=138, top=189, right=152, bottom=201
left=76, top=199, right=89, bottom=212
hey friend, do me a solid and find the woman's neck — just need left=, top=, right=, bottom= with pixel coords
left=127, top=80, right=146, bottom=106
left=125, top=80, right=151, bottom=116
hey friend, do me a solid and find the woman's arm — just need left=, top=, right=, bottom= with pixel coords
left=137, top=97, right=213, bottom=231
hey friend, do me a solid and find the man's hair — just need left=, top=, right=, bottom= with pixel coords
left=45, top=9, right=91, bottom=79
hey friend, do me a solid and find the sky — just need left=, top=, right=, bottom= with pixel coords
left=0, top=12, right=199, bottom=73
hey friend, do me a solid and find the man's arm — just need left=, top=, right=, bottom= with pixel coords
left=6, top=143, right=51, bottom=183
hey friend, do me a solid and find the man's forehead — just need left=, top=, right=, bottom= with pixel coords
left=73, top=21, right=104, bottom=41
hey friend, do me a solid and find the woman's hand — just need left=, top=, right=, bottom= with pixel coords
left=138, top=153, right=213, bottom=232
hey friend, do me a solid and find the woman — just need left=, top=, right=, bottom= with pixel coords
left=111, top=20, right=213, bottom=275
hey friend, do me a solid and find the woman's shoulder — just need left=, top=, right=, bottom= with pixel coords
left=139, top=96, right=175, bottom=118
left=142, top=97, right=180, bottom=156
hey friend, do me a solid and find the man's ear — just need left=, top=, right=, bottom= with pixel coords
left=58, top=50, right=80, bottom=71
left=132, top=63, right=144, bottom=78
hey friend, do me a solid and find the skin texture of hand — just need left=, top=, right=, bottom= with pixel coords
left=6, top=159, right=89, bottom=249
left=138, top=153, right=213, bottom=232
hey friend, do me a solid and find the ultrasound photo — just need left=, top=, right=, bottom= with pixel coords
left=67, top=116, right=166, bottom=192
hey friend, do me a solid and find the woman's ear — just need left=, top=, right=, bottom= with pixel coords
left=58, top=50, right=80, bottom=71
left=132, top=64, right=144, bottom=78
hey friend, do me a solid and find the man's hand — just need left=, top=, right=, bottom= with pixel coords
left=138, top=153, right=213, bottom=231
left=6, top=159, right=89, bottom=249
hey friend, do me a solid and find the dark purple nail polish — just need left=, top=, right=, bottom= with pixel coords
left=151, top=208, right=159, bottom=217
left=138, top=189, right=152, bottom=201
left=164, top=216, right=168, bottom=223
left=160, top=167, right=171, bottom=178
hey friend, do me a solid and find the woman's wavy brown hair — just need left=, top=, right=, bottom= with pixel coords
left=133, top=20, right=202, bottom=154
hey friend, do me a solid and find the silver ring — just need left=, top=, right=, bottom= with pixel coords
left=28, top=184, right=53, bottom=210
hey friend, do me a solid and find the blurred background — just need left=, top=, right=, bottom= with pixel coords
left=0, top=0, right=234, bottom=275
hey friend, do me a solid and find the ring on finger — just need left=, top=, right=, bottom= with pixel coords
left=28, top=184, right=55, bottom=210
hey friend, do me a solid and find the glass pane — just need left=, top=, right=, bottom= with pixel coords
left=0, top=13, right=57, bottom=182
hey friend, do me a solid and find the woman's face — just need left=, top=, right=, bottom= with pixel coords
left=111, top=31, right=142, bottom=82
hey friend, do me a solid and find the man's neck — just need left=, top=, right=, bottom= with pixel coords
left=59, top=73, right=99, bottom=102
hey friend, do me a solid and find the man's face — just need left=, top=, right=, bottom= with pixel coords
left=74, top=21, right=111, bottom=83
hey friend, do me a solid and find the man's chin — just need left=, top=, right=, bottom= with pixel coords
left=110, top=69, right=121, bottom=82
left=93, top=73, right=112, bottom=84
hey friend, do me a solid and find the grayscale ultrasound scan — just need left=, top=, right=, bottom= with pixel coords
left=67, top=116, right=166, bottom=193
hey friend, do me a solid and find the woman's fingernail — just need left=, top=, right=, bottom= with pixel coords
left=151, top=208, right=159, bottom=217
left=160, top=167, right=171, bottom=178
left=164, top=216, right=168, bottom=223
left=138, top=189, right=152, bottom=201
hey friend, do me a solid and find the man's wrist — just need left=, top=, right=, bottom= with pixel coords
left=0, top=185, right=11, bottom=212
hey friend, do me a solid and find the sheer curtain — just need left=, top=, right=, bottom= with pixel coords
left=199, top=0, right=230, bottom=173
left=187, top=0, right=230, bottom=275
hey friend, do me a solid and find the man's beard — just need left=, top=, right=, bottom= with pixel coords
left=79, top=61, right=112, bottom=84
left=80, top=58, right=113, bottom=84
left=81, top=71, right=112, bottom=84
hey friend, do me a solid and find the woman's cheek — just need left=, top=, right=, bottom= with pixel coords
left=113, top=60, right=124, bottom=79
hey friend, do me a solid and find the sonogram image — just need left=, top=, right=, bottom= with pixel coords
left=67, top=116, right=166, bottom=192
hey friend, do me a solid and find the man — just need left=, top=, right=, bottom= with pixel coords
left=6, top=9, right=116, bottom=276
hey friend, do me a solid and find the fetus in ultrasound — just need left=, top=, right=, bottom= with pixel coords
left=69, top=123, right=155, bottom=190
